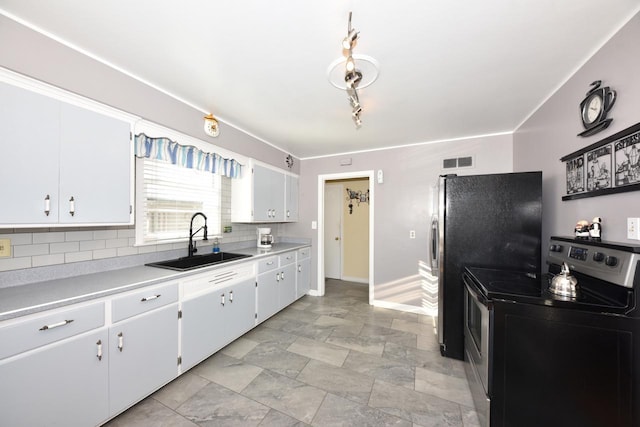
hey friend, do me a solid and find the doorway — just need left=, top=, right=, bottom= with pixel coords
left=317, top=171, right=374, bottom=303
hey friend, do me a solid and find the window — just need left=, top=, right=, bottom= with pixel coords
left=135, top=157, right=221, bottom=245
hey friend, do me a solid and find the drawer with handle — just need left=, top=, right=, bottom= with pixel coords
left=111, top=282, right=178, bottom=323
left=257, top=256, right=278, bottom=274
left=297, top=247, right=310, bottom=260
left=0, top=302, right=105, bottom=360
left=279, top=251, right=296, bottom=266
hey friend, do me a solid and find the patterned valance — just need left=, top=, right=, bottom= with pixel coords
left=134, top=133, right=242, bottom=178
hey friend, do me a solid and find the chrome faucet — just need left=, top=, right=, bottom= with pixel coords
left=188, top=212, right=208, bottom=257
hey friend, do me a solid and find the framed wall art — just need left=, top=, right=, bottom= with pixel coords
left=586, top=145, right=612, bottom=191
left=614, top=131, right=640, bottom=186
left=566, top=156, right=584, bottom=195
left=561, top=121, right=640, bottom=200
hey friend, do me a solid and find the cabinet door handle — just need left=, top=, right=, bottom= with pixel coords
left=266, top=261, right=274, bottom=266
left=39, top=319, right=74, bottom=331
left=96, top=340, right=103, bottom=361
left=69, top=196, right=75, bottom=216
left=44, top=194, right=51, bottom=216
left=117, top=332, right=124, bottom=352
left=221, top=293, right=225, bottom=306
left=229, top=290, right=234, bottom=303
left=281, top=271, right=285, bottom=280
left=298, top=265, right=302, bottom=272
left=276, top=272, right=280, bottom=282
left=287, top=210, right=290, bottom=218
left=140, top=294, right=161, bottom=302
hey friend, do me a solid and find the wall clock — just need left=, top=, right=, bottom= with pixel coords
left=578, top=80, right=616, bottom=137
left=285, top=154, right=294, bottom=169
left=203, top=114, right=219, bottom=137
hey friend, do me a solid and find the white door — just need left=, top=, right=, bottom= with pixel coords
left=324, top=183, right=342, bottom=279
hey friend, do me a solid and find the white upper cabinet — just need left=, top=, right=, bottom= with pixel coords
left=253, top=164, right=285, bottom=221
left=231, top=159, right=298, bottom=223
left=0, top=78, right=134, bottom=227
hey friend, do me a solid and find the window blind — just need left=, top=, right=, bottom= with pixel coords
left=136, top=157, right=221, bottom=245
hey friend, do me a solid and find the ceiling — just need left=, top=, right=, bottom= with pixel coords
left=1, top=1, right=639, bottom=159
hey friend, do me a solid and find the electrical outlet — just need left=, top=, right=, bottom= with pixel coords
left=0, top=239, right=11, bottom=257
left=628, top=218, right=640, bottom=240
left=409, top=230, right=416, bottom=239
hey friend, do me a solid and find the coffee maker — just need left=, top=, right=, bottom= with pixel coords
left=257, top=227, right=274, bottom=248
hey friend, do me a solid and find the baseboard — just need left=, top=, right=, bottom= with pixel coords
left=339, top=276, right=369, bottom=284
left=371, top=298, right=436, bottom=316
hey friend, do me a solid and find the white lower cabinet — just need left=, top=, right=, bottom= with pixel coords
left=256, top=251, right=297, bottom=323
left=108, top=303, right=179, bottom=415
left=0, top=303, right=109, bottom=427
left=181, top=277, right=256, bottom=371
left=297, top=258, right=311, bottom=298
left=108, top=283, right=179, bottom=415
left=278, top=252, right=297, bottom=308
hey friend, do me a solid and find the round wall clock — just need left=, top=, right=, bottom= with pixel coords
left=578, top=80, right=616, bottom=137
left=285, top=154, right=294, bottom=169
left=203, top=114, right=219, bottom=137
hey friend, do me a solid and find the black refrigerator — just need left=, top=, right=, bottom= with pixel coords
left=430, top=172, right=542, bottom=360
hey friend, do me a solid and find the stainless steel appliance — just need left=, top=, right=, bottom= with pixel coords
left=430, top=172, right=542, bottom=360
left=463, top=236, right=640, bottom=427
left=257, top=227, right=274, bottom=248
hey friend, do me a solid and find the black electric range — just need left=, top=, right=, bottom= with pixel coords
left=461, top=236, right=640, bottom=427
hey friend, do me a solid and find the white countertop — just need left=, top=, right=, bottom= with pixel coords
left=0, top=243, right=309, bottom=321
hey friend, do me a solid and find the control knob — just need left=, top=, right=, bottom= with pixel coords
left=605, top=256, right=618, bottom=267
left=593, top=252, right=605, bottom=262
left=549, top=244, right=564, bottom=253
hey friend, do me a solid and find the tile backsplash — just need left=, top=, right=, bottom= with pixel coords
left=0, top=223, right=258, bottom=274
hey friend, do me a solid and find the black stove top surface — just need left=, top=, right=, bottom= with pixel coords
left=464, top=266, right=633, bottom=314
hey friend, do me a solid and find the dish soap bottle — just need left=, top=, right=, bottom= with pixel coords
left=213, top=238, right=220, bottom=253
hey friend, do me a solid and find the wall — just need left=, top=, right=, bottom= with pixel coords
left=282, top=134, right=514, bottom=308
left=514, top=12, right=640, bottom=252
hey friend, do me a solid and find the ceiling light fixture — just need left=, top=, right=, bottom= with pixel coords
left=344, top=12, right=362, bottom=128
left=327, top=12, right=379, bottom=129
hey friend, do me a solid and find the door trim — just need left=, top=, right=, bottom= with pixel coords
left=316, top=170, right=374, bottom=304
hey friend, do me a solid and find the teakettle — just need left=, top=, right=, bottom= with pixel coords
left=549, top=262, right=579, bottom=298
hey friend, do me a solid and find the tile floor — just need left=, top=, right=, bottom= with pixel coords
left=104, top=280, right=480, bottom=426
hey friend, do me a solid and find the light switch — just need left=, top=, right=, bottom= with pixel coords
left=311, top=221, right=317, bottom=230
left=0, top=239, right=11, bottom=257
left=409, top=230, right=416, bottom=239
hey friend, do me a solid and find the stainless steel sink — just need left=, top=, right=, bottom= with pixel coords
left=146, top=252, right=251, bottom=271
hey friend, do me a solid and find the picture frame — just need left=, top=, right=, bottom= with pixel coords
left=566, top=156, right=584, bottom=195
left=586, top=144, right=612, bottom=191
left=561, top=122, right=640, bottom=201
left=614, top=131, right=640, bottom=186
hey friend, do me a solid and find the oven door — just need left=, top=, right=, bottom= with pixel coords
left=463, top=275, right=491, bottom=427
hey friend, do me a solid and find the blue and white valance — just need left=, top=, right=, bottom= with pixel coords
left=134, top=133, right=242, bottom=178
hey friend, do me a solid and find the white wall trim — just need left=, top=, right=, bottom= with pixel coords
left=371, top=299, right=435, bottom=316
left=317, top=170, right=374, bottom=301
left=341, top=276, right=369, bottom=284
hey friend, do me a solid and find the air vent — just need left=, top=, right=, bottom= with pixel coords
left=442, top=156, right=474, bottom=169
left=457, top=156, right=473, bottom=167
left=442, top=158, right=457, bottom=169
